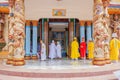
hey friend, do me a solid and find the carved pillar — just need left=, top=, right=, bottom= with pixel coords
left=92, top=0, right=111, bottom=66
left=80, top=21, right=85, bottom=42
left=25, top=20, right=31, bottom=60
left=6, top=0, right=15, bottom=65
left=31, top=20, right=38, bottom=60
left=7, top=0, right=25, bottom=66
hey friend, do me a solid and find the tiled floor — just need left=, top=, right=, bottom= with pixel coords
left=22, top=59, right=95, bottom=70
left=0, top=59, right=119, bottom=80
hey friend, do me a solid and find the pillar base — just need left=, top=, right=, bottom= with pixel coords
left=6, top=58, right=13, bottom=65
left=31, top=55, right=38, bottom=60
left=92, top=57, right=106, bottom=66
left=105, top=58, right=111, bottom=64
left=13, top=58, right=25, bottom=66
left=25, top=56, right=31, bottom=60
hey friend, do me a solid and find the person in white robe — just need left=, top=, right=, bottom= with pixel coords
left=49, top=40, right=56, bottom=59
left=56, top=41, right=62, bottom=58
left=40, top=40, right=46, bottom=61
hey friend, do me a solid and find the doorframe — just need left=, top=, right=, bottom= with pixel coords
left=38, top=18, right=79, bottom=57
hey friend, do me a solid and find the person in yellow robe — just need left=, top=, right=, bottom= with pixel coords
left=71, top=37, right=80, bottom=60
left=110, top=33, right=120, bottom=62
left=88, top=39, right=94, bottom=59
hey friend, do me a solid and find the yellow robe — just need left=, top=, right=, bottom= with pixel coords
left=110, top=38, right=120, bottom=61
left=88, top=42, right=94, bottom=59
left=71, top=41, right=80, bottom=59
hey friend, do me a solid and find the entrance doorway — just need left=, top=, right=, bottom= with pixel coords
left=38, top=18, right=79, bottom=58
left=49, top=22, right=68, bottom=57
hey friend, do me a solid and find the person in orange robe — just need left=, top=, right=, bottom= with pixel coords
left=80, top=37, right=86, bottom=59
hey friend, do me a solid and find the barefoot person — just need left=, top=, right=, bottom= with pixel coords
left=71, top=37, right=80, bottom=60
left=88, top=39, right=94, bottom=59
left=56, top=41, right=62, bottom=58
left=110, top=33, right=120, bottom=62
left=40, top=40, right=46, bottom=61
left=49, top=40, right=56, bottom=59
left=80, top=37, right=86, bottom=59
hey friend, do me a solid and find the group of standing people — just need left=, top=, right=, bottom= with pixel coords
left=70, top=33, right=120, bottom=62
left=39, top=36, right=120, bottom=62
left=49, top=40, right=62, bottom=59
left=39, top=40, right=62, bottom=61
left=70, top=37, right=94, bottom=60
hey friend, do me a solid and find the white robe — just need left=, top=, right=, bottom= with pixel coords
left=56, top=44, right=62, bottom=58
left=40, top=43, right=46, bottom=60
left=49, top=43, right=56, bottom=59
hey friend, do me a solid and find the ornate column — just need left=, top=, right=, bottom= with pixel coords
left=80, top=21, right=85, bottom=42
left=31, top=20, right=38, bottom=60
left=7, top=0, right=25, bottom=66
left=13, top=0, right=25, bottom=66
left=92, top=0, right=110, bottom=66
left=6, top=0, right=15, bottom=65
left=25, top=20, right=31, bottom=60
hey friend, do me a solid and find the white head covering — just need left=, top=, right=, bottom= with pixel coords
left=57, top=41, right=60, bottom=45
left=52, top=40, right=54, bottom=43
left=112, top=33, right=118, bottom=38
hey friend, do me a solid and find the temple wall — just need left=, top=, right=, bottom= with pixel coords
left=24, top=0, right=93, bottom=20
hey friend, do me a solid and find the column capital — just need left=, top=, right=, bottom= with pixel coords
left=79, top=21, right=85, bottom=26
left=26, top=20, right=30, bottom=26
left=86, top=21, right=92, bottom=26
left=32, top=20, right=38, bottom=26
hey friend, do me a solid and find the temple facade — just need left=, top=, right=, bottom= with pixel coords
left=0, top=0, right=119, bottom=66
